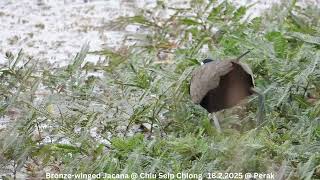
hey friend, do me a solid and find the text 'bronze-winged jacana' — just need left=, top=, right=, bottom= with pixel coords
left=190, top=50, right=264, bottom=132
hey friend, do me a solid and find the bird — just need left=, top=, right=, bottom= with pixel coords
left=190, top=50, right=264, bottom=132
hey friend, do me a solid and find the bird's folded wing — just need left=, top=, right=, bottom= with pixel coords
left=190, top=60, right=233, bottom=104
left=237, top=62, right=255, bottom=86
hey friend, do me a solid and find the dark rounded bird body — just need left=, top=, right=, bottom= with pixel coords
left=190, top=55, right=254, bottom=113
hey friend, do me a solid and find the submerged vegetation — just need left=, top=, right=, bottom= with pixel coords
left=0, top=0, right=320, bottom=179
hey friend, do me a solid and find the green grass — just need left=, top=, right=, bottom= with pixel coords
left=1, top=0, right=320, bottom=179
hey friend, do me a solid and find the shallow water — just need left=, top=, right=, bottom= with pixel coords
left=1, top=0, right=318, bottom=66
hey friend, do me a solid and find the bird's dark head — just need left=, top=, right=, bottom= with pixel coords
left=201, top=59, right=213, bottom=65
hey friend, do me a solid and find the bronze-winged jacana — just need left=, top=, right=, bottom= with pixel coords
left=190, top=50, right=264, bottom=132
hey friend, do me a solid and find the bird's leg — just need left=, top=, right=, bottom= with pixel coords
left=210, top=113, right=222, bottom=132
left=250, top=88, right=265, bottom=125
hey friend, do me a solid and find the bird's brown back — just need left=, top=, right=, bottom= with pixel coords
left=190, top=60, right=233, bottom=104
left=199, top=62, right=254, bottom=112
